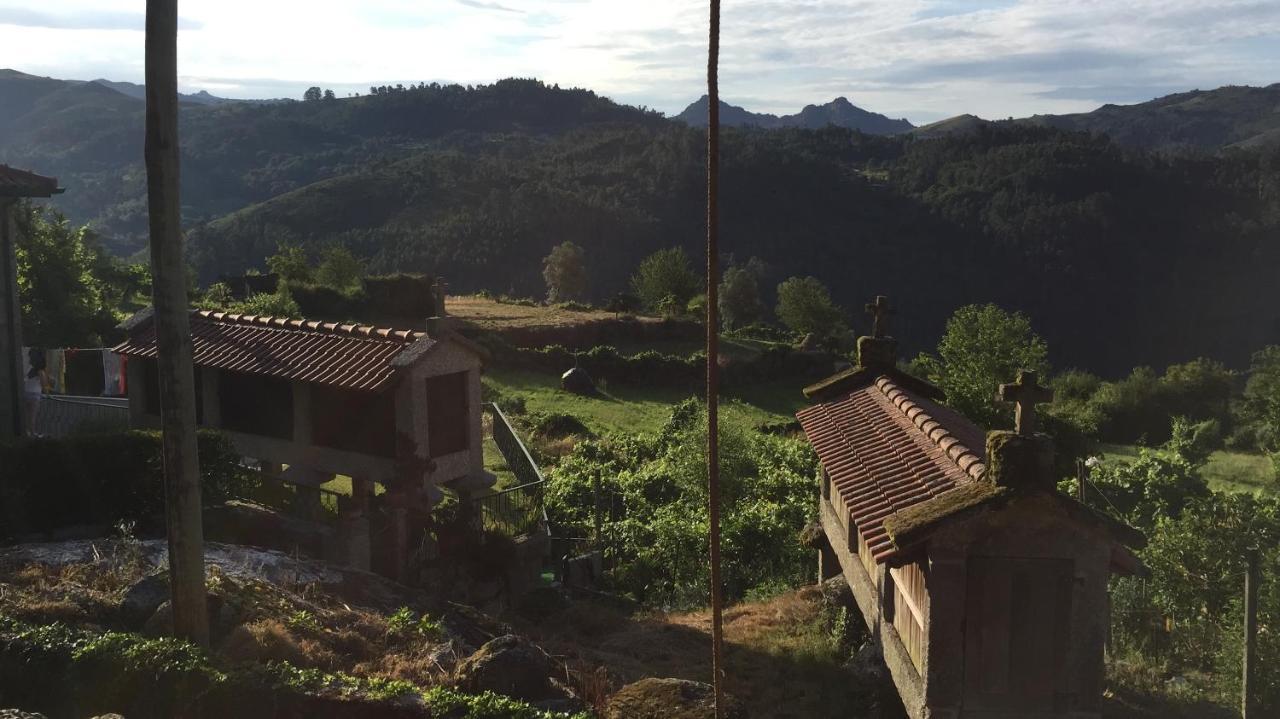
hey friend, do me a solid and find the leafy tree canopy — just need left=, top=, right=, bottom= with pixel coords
left=542, top=241, right=588, bottom=303
left=930, top=303, right=1049, bottom=428
left=718, top=259, right=765, bottom=330
left=630, top=247, right=699, bottom=312
left=774, top=276, right=845, bottom=339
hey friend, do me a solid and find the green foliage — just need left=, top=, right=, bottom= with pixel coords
left=385, top=607, right=444, bottom=640
left=774, top=276, right=846, bottom=338
left=230, top=287, right=301, bottom=318
left=0, top=430, right=254, bottom=538
left=542, top=241, right=588, bottom=303
left=604, top=292, right=640, bottom=317
left=1089, top=359, right=1235, bottom=444
left=14, top=203, right=146, bottom=347
left=1110, top=494, right=1280, bottom=714
left=718, top=260, right=765, bottom=330
left=546, top=399, right=818, bottom=607
left=1236, top=346, right=1280, bottom=452
left=314, top=244, right=364, bottom=290
left=930, top=303, right=1049, bottom=429
left=631, top=247, right=699, bottom=312
left=685, top=293, right=707, bottom=318
left=265, top=243, right=312, bottom=284
left=524, top=410, right=594, bottom=440
left=0, top=614, right=583, bottom=718
left=1084, top=446, right=1210, bottom=531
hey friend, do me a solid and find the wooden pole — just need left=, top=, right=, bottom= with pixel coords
left=706, top=0, right=724, bottom=714
left=1077, top=458, right=1087, bottom=505
left=146, top=0, right=209, bottom=647
left=1243, top=547, right=1259, bottom=718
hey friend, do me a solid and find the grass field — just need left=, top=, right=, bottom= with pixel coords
left=447, top=294, right=640, bottom=331
left=1097, top=443, right=1276, bottom=495
left=484, top=367, right=807, bottom=436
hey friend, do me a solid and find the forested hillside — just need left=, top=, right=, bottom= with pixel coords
left=6, top=69, right=1280, bottom=373
left=189, top=122, right=1280, bottom=374
left=0, top=71, right=664, bottom=252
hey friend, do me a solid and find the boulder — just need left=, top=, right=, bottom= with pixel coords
left=560, top=367, right=596, bottom=395
left=454, top=634, right=556, bottom=701
left=605, top=678, right=746, bottom=719
left=845, top=639, right=888, bottom=685
left=819, top=575, right=853, bottom=610
left=119, top=571, right=170, bottom=628
left=0, top=711, right=48, bottom=719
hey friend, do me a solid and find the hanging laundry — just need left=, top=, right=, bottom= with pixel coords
left=45, top=349, right=67, bottom=394
left=102, top=351, right=123, bottom=397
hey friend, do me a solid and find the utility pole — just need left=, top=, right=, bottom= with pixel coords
left=705, top=0, right=724, bottom=715
left=146, top=0, right=209, bottom=646
left=1243, top=547, right=1259, bottom=718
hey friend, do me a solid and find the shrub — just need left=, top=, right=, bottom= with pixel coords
left=362, top=273, right=436, bottom=318
left=631, top=247, right=699, bottom=311
left=546, top=400, right=818, bottom=607
left=0, top=430, right=254, bottom=539
left=524, top=411, right=594, bottom=440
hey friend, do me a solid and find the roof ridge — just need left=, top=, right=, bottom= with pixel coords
left=874, top=376, right=986, bottom=481
left=192, top=309, right=424, bottom=343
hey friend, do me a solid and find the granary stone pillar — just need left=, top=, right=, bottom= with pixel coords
left=0, top=200, right=23, bottom=438
left=127, top=357, right=149, bottom=427
left=337, top=480, right=372, bottom=571
left=200, top=369, right=221, bottom=427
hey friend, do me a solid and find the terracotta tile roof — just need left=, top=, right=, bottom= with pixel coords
left=796, top=375, right=987, bottom=564
left=0, top=165, right=61, bottom=197
left=114, top=310, right=430, bottom=392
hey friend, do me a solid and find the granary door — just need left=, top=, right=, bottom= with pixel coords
left=962, top=556, right=1075, bottom=714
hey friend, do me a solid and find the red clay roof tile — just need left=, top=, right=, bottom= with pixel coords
left=113, top=310, right=430, bottom=392
left=797, top=374, right=987, bottom=564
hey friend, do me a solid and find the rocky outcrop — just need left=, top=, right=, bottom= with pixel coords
left=605, top=678, right=747, bottom=719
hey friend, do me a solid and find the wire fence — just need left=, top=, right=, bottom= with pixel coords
left=470, top=403, right=549, bottom=538
left=32, top=394, right=130, bottom=438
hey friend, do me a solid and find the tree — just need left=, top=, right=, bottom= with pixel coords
left=717, top=259, right=764, bottom=330
left=322, top=89, right=335, bottom=101
left=146, top=0, right=209, bottom=646
left=933, top=303, right=1049, bottom=428
left=266, top=243, right=312, bottom=283
left=605, top=291, right=640, bottom=318
left=1239, top=346, right=1280, bottom=452
left=14, top=204, right=132, bottom=347
left=303, top=86, right=322, bottom=102
left=774, top=276, right=845, bottom=338
left=542, top=241, right=587, bottom=302
left=315, top=244, right=363, bottom=290
left=631, top=247, right=699, bottom=311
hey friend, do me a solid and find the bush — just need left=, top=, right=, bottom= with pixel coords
left=0, top=615, right=582, bottom=719
left=524, top=411, right=594, bottom=440
left=362, top=274, right=436, bottom=318
left=546, top=400, right=818, bottom=607
left=0, top=430, right=254, bottom=539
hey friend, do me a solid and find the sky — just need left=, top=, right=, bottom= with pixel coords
left=1, top=0, right=1278, bottom=124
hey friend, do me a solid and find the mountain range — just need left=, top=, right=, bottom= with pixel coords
left=675, top=95, right=914, bottom=134
left=3, top=68, right=1280, bottom=374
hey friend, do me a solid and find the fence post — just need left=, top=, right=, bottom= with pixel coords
left=1243, top=547, right=1260, bottom=718
left=1076, top=458, right=1087, bottom=505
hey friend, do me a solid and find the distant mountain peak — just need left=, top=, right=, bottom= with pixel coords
left=675, top=95, right=913, bottom=134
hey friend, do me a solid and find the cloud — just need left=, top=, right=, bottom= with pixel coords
left=0, top=7, right=203, bottom=31
left=2, top=0, right=1278, bottom=122
left=455, top=0, right=524, bottom=14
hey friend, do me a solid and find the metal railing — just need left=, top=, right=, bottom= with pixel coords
left=472, top=403, right=550, bottom=538
left=32, top=394, right=130, bottom=438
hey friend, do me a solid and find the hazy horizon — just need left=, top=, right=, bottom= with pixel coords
left=2, top=0, right=1279, bottom=125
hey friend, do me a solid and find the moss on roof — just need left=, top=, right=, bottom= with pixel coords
left=883, top=481, right=1011, bottom=549
left=883, top=481, right=1146, bottom=554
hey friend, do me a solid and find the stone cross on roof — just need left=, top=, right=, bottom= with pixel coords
left=999, top=369, right=1054, bottom=435
left=865, top=295, right=894, bottom=338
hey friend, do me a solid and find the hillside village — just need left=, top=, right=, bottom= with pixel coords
left=4, top=6, right=1280, bottom=719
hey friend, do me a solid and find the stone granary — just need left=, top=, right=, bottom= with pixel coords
left=0, top=165, right=63, bottom=439
left=796, top=296, right=1145, bottom=719
left=115, top=309, right=493, bottom=577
